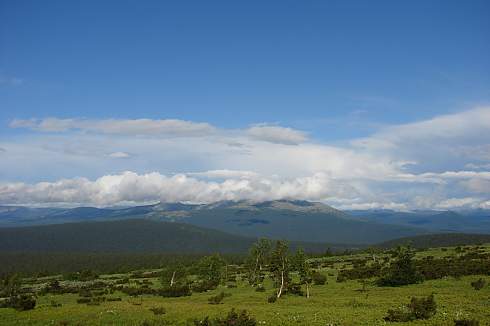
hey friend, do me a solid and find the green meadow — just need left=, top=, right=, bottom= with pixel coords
left=1, top=245, right=489, bottom=326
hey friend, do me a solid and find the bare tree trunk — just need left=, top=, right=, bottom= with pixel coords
left=277, top=270, right=284, bottom=298
left=170, top=271, right=176, bottom=287
left=306, top=282, right=310, bottom=298
left=252, top=255, right=259, bottom=284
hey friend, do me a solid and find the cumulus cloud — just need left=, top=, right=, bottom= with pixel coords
left=10, top=118, right=216, bottom=137
left=246, top=124, right=308, bottom=145
left=0, top=171, right=352, bottom=206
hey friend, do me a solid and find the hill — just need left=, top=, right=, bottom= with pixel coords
left=0, top=219, right=352, bottom=253
left=0, top=200, right=428, bottom=244
left=377, top=233, right=490, bottom=249
left=348, top=209, right=490, bottom=233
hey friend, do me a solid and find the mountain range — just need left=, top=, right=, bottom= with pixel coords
left=1, top=200, right=489, bottom=245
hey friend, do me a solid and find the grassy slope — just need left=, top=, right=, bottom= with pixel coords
left=1, top=245, right=489, bottom=325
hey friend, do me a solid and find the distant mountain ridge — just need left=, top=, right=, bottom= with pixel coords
left=348, top=209, right=490, bottom=233
left=1, top=200, right=489, bottom=244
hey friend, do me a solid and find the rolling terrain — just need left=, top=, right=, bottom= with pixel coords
left=0, top=200, right=427, bottom=244
left=0, top=219, right=353, bottom=254
left=2, top=200, right=490, bottom=244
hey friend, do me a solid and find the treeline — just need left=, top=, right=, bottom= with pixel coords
left=0, top=252, right=245, bottom=277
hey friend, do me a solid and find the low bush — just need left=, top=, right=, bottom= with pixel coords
left=106, top=297, right=122, bottom=302
left=255, top=285, right=265, bottom=292
left=193, top=308, right=256, bottom=326
left=470, top=278, right=486, bottom=290
left=78, top=289, right=93, bottom=297
left=8, top=294, right=37, bottom=311
left=191, top=280, right=217, bottom=293
left=454, top=319, right=480, bottom=326
left=157, top=284, right=191, bottom=297
left=267, top=295, right=277, bottom=303
left=384, top=294, right=436, bottom=322
left=312, top=272, right=327, bottom=285
left=208, top=291, right=231, bottom=304
left=149, top=306, right=166, bottom=315
left=287, top=283, right=303, bottom=296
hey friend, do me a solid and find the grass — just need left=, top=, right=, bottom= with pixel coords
left=1, top=245, right=489, bottom=325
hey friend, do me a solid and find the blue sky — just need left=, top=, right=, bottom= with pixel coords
left=1, top=0, right=489, bottom=209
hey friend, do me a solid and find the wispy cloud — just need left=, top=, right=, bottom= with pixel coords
left=10, top=118, right=217, bottom=137
left=0, top=75, right=23, bottom=86
left=108, top=151, right=131, bottom=159
left=246, top=124, right=308, bottom=145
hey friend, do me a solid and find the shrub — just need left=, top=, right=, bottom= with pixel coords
left=193, top=308, right=256, bottom=326
left=454, top=319, right=479, bottom=326
left=114, top=278, right=129, bottom=285
left=409, top=294, right=436, bottom=319
left=208, top=291, right=231, bottom=304
left=287, top=283, right=303, bottom=296
left=470, top=278, right=486, bottom=290
left=64, top=269, right=99, bottom=281
left=106, top=297, right=122, bottom=302
left=267, top=295, right=277, bottom=303
left=384, top=294, right=436, bottom=322
left=149, top=306, right=166, bottom=315
left=377, top=247, right=423, bottom=287
left=79, top=289, right=93, bottom=297
left=217, top=308, right=256, bottom=326
left=43, top=280, right=63, bottom=294
left=384, top=305, right=413, bottom=322
left=191, top=280, right=218, bottom=293
left=157, top=284, right=191, bottom=297
left=76, top=298, right=91, bottom=304
left=312, top=272, right=327, bottom=285
left=50, top=300, right=62, bottom=307
left=9, top=295, right=37, bottom=311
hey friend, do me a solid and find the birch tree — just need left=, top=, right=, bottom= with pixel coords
left=270, top=240, right=290, bottom=298
left=247, top=238, right=271, bottom=286
left=292, top=248, right=312, bottom=298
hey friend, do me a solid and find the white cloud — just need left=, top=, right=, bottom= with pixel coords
left=2, top=107, right=490, bottom=210
left=0, top=171, right=352, bottom=206
left=10, top=118, right=216, bottom=137
left=187, top=170, right=258, bottom=179
left=353, top=107, right=490, bottom=149
left=108, top=151, right=131, bottom=159
left=435, top=197, right=482, bottom=210
left=246, top=124, right=308, bottom=145
left=465, top=163, right=490, bottom=170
